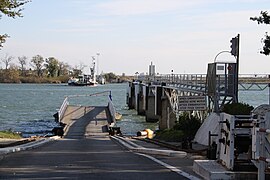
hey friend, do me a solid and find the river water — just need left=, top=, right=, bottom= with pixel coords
left=0, top=83, right=157, bottom=137
left=0, top=83, right=269, bottom=137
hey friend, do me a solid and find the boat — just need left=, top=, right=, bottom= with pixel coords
left=68, top=74, right=97, bottom=86
left=68, top=59, right=97, bottom=86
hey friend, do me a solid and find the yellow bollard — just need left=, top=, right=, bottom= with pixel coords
left=137, top=129, right=154, bottom=139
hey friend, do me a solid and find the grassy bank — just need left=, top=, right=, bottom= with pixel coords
left=0, top=130, right=22, bottom=139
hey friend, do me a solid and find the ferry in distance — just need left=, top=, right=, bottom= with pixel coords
left=68, top=59, right=97, bottom=86
left=68, top=74, right=97, bottom=86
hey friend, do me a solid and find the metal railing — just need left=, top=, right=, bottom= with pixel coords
left=137, top=74, right=270, bottom=92
left=58, top=97, right=69, bottom=121
left=108, top=96, right=116, bottom=123
left=57, top=91, right=114, bottom=122
left=252, top=127, right=270, bottom=180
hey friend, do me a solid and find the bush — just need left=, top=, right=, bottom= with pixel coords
left=222, top=102, right=254, bottom=115
left=154, top=129, right=184, bottom=142
left=173, top=112, right=202, bottom=139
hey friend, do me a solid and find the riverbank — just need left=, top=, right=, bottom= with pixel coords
left=0, top=130, right=22, bottom=139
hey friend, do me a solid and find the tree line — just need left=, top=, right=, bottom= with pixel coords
left=0, top=54, right=86, bottom=83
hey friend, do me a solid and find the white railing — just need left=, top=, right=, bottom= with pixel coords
left=57, top=91, right=114, bottom=122
left=58, top=97, right=69, bottom=121
left=251, top=106, right=270, bottom=180
left=252, top=126, right=270, bottom=180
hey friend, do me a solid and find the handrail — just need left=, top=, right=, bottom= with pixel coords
left=67, top=91, right=112, bottom=98
left=57, top=91, right=114, bottom=122
left=108, top=96, right=116, bottom=124
left=58, top=97, right=69, bottom=121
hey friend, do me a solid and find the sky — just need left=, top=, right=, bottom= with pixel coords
left=0, top=0, right=269, bottom=75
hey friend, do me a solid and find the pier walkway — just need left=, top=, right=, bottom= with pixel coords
left=61, top=105, right=113, bottom=138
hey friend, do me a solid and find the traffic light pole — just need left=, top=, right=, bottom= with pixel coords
left=235, top=34, right=240, bottom=103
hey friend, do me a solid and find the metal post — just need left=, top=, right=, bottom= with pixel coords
left=109, top=91, right=112, bottom=101
left=258, top=131, right=266, bottom=180
left=268, top=75, right=270, bottom=105
left=96, top=53, right=100, bottom=76
left=258, top=115, right=266, bottom=180
left=167, top=106, right=170, bottom=129
left=235, top=34, right=240, bottom=103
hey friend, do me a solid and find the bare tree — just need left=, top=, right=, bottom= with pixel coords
left=1, top=54, right=14, bottom=70
left=18, top=56, right=27, bottom=76
left=79, top=62, right=87, bottom=71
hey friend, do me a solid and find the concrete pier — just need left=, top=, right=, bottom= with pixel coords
left=145, top=86, right=159, bottom=122
left=137, top=83, right=146, bottom=115
left=127, top=82, right=136, bottom=109
left=128, top=82, right=178, bottom=128
left=159, top=94, right=176, bottom=130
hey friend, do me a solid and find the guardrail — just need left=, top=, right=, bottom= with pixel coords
left=58, top=97, right=69, bottom=121
left=137, top=74, right=270, bottom=92
left=108, top=95, right=116, bottom=123
left=57, top=91, right=114, bottom=122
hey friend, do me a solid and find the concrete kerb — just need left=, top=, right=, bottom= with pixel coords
left=0, top=136, right=60, bottom=156
left=110, top=135, right=187, bottom=158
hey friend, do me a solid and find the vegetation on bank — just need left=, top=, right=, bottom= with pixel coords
left=0, top=54, right=133, bottom=83
left=0, top=130, right=22, bottom=139
left=155, top=102, right=254, bottom=143
left=154, top=112, right=202, bottom=142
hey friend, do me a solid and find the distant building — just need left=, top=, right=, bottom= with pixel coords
left=149, top=62, right=155, bottom=76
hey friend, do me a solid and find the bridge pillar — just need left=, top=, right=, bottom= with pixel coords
left=159, top=90, right=176, bottom=130
left=127, top=82, right=136, bottom=109
left=145, top=85, right=159, bottom=122
left=137, top=83, right=146, bottom=115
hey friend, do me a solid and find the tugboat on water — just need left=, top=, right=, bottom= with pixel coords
left=68, top=60, right=97, bottom=86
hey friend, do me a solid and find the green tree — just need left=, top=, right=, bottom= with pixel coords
left=58, top=61, right=70, bottom=76
left=0, top=0, right=29, bottom=48
left=250, top=11, right=270, bottom=55
left=45, top=57, right=59, bottom=77
left=31, top=55, right=44, bottom=77
left=104, top=72, right=117, bottom=82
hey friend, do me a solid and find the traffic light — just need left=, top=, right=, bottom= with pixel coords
left=230, top=36, right=238, bottom=56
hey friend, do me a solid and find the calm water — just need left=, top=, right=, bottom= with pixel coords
left=0, top=83, right=269, bottom=137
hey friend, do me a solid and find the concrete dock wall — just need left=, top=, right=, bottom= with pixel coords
left=128, top=82, right=176, bottom=128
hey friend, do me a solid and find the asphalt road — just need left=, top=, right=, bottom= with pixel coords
left=0, top=106, right=193, bottom=179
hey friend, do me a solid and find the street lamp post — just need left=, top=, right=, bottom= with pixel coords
left=96, top=53, right=100, bottom=76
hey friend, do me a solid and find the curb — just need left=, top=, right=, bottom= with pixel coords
left=0, top=136, right=60, bottom=156
left=111, top=135, right=187, bottom=158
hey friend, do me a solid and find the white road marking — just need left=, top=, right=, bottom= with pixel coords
left=137, top=153, right=201, bottom=180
